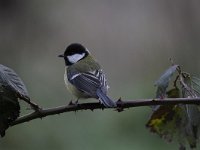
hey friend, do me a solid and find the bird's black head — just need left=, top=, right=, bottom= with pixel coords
left=59, top=43, right=89, bottom=66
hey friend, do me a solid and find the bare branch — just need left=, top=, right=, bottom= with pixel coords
left=11, top=97, right=200, bottom=126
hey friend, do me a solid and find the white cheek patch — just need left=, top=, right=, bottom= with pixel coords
left=67, top=53, right=85, bottom=64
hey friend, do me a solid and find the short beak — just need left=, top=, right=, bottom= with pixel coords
left=58, top=54, right=64, bottom=58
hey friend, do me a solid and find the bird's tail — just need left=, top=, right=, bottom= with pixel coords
left=96, top=89, right=116, bottom=108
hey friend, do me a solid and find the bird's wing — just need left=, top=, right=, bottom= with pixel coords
left=68, top=70, right=106, bottom=97
left=67, top=69, right=116, bottom=107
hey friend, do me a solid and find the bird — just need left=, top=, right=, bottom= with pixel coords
left=59, top=43, right=116, bottom=108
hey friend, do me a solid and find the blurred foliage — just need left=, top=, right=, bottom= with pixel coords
left=0, top=0, right=200, bottom=150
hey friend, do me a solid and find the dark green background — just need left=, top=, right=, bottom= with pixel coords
left=0, top=0, right=200, bottom=149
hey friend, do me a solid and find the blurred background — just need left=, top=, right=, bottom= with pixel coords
left=0, top=0, right=200, bottom=149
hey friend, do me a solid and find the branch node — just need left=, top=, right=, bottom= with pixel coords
left=116, top=98, right=124, bottom=106
left=152, top=99, right=156, bottom=102
left=118, top=97, right=122, bottom=101
left=116, top=98, right=125, bottom=112
left=116, top=107, right=124, bottom=112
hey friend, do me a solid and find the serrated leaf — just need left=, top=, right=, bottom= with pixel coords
left=0, top=86, right=20, bottom=137
left=0, top=64, right=29, bottom=99
left=180, top=75, right=200, bottom=148
left=155, top=65, right=178, bottom=98
left=0, top=64, right=29, bottom=137
left=191, top=76, right=200, bottom=96
left=181, top=75, right=200, bottom=126
left=181, top=75, right=197, bottom=98
left=147, top=88, right=181, bottom=142
left=146, top=105, right=186, bottom=143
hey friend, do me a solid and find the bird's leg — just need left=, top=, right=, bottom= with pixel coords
left=68, top=98, right=79, bottom=106
left=75, top=98, right=80, bottom=105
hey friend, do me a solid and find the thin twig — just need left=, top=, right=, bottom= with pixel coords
left=11, top=97, right=200, bottom=126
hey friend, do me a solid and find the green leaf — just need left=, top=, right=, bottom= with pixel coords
left=180, top=75, right=200, bottom=148
left=147, top=87, right=182, bottom=143
left=0, top=87, right=20, bottom=137
left=181, top=75, right=196, bottom=98
left=155, top=65, right=179, bottom=98
left=167, top=88, right=180, bottom=98
left=146, top=105, right=186, bottom=144
left=0, top=64, right=29, bottom=137
left=191, top=76, right=200, bottom=96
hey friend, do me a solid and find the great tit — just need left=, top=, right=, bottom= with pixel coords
left=59, top=43, right=116, bottom=108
